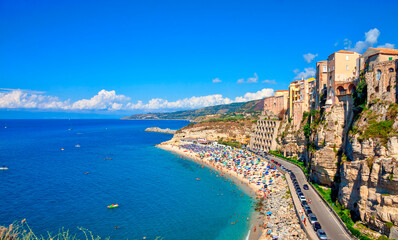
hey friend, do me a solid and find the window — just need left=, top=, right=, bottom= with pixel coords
left=346, top=56, right=349, bottom=60
left=333, top=56, right=335, bottom=60
left=389, top=68, right=394, bottom=73
left=377, top=70, right=382, bottom=80
left=389, top=57, right=393, bottom=61
left=323, top=66, right=327, bottom=72
left=328, top=67, right=331, bottom=72
left=346, top=65, right=349, bottom=70
left=333, top=66, right=335, bottom=71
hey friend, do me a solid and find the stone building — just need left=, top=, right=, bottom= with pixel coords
left=359, top=47, right=398, bottom=72
left=250, top=114, right=280, bottom=152
left=315, top=61, right=328, bottom=109
left=263, top=90, right=289, bottom=118
left=366, top=59, right=398, bottom=103
left=325, top=50, right=361, bottom=106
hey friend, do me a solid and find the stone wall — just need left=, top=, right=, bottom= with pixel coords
left=366, top=59, right=398, bottom=104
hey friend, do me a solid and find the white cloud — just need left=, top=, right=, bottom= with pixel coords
left=0, top=88, right=275, bottom=112
left=377, top=43, right=395, bottom=49
left=0, top=89, right=68, bottom=109
left=262, top=79, right=276, bottom=84
left=293, top=67, right=316, bottom=80
left=234, top=88, right=274, bottom=102
left=71, top=90, right=130, bottom=110
left=212, top=78, right=222, bottom=83
left=303, top=53, right=318, bottom=63
left=237, top=73, right=258, bottom=84
left=344, top=28, right=395, bottom=53
left=246, top=73, right=258, bottom=83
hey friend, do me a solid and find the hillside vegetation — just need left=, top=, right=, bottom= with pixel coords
left=122, top=99, right=264, bottom=120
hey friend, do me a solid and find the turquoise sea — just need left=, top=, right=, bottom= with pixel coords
left=0, top=119, right=256, bottom=240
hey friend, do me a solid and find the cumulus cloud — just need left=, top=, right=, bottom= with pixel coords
left=303, top=53, right=318, bottom=63
left=0, top=89, right=68, bottom=109
left=212, top=78, right=222, bottom=83
left=71, top=90, right=130, bottom=110
left=0, top=88, right=275, bottom=112
left=377, top=43, right=395, bottom=49
left=293, top=67, right=316, bottom=80
left=234, top=88, right=274, bottom=102
left=262, top=79, right=276, bottom=84
left=344, top=28, right=395, bottom=53
left=237, top=73, right=258, bottom=84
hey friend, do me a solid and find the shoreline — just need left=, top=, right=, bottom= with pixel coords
left=157, top=143, right=264, bottom=240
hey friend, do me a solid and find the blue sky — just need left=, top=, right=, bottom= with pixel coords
left=1, top=0, right=397, bottom=118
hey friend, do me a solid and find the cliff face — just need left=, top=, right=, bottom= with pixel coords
left=167, top=120, right=255, bottom=143
left=309, top=103, right=350, bottom=186
left=275, top=101, right=398, bottom=235
left=276, top=119, right=306, bottom=159
left=339, top=102, right=398, bottom=233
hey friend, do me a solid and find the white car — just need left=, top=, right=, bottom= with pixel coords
left=299, top=195, right=306, bottom=202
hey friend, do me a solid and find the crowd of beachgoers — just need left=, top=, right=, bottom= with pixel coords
left=159, top=142, right=307, bottom=240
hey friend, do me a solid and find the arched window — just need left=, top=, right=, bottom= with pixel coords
left=389, top=68, right=394, bottom=73
left=387, top=86, right=391, bottom=92
left=375, top=86, right=379, bottom=93
left=377, top=70, right=382, bottom=80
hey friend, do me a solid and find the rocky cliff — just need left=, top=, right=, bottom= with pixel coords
left=166, top=119, right=255, bottom=144
left=275, top=100, right=398, bottom=237
left=339, top=102, right=398, bottom=235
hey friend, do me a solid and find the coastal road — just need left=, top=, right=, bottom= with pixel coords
left=267, top=154, right=353, bottom=240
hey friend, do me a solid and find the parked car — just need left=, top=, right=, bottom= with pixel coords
left=304, top=204, right=311, bottom=212
left=316, top=229, right=328, bottom=240
left=313, top=222, right=322, bottom=231
left=309, top=214, right=318, bottom=225
left=306, top=209, right=313, bottom=215
left=297, top=188, right=302, bottom=194
left=303, top=184, right=309, bottom=190
left=300, top=199, right=307, bottom=206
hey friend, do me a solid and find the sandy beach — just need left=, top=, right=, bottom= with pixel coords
left=158, top=142, right=307, bottom=240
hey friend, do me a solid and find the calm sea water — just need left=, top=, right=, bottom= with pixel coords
left=0, top=119, right=255, bottom=240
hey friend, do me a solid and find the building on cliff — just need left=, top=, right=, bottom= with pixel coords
left=325, top=50, right=361, bottom=107
left=263, top=90, right=289, bottom=118
left=288, top=77, right=315, bottom=127
left=315, top=61, right=328, bottom=110
left=358, top=48, right=398, bottom=103
left=365, top=59, right=398, bottom=103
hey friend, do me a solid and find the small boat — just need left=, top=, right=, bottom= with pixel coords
left=107, top=204, right=119, bottom=209
left=0, top=166, right=8, bottom=170
left=75, top=144, right=80, bottom=148
left=196, top=178, right=201, bottom=181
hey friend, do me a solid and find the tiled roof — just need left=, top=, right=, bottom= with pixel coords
left=336, top=50, right=356, bottom=54
left=370, top=47, right=398, bottom=55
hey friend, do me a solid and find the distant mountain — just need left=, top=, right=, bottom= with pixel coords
left=121, top=98, right=264, bottom=120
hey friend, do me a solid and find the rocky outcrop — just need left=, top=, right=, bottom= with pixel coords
left=338, top=102, right=398, bottom=236
left=167, top=120, right=255, bottom=144
left=276, top=119, right=306, bottom=159
left=145, top=127, right=176, bottom=134
left=275, top=100, right=398, bottom=236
